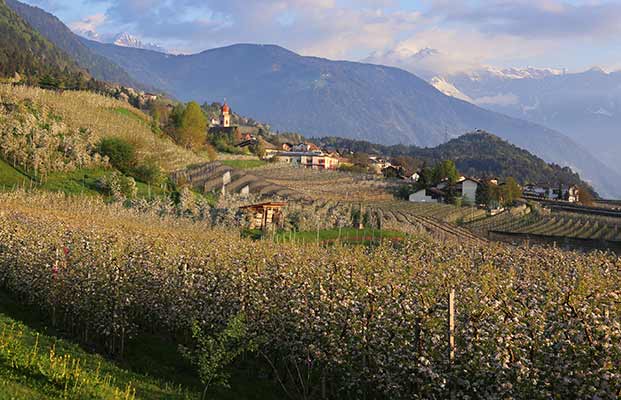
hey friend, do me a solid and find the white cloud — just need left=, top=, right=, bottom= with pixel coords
left=69, top=13, right=106, bottom=36
left=53, top=0, right=621, bottom=76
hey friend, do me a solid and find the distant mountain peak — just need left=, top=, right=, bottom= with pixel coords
left=112, top=32, right=167, bottom=53
left=465, top=66, right=564, bottom=81
left=585, top=66, right=607, bottom=75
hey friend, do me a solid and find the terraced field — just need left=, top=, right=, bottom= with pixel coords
left=171, top=162, right=312, bottom=202
left=252, top=165, right=397, bottom=202
left=173, top=163, right=489, bottom=243
left=467, top=210, right=621, bottom=242
left=367, top=201, right=488, bottom=245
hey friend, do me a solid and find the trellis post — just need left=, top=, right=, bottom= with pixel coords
left=448, top=288, right=456, bottom=400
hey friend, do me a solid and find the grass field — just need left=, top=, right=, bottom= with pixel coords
left=0, top=158, right=29, bottom=189
left=0, top=291, right=196, bottom=400
left=220, top=159, right=267, bottom=170
left=0, top=290, right=282, bottom=400
left=271, top=227, right=407, bottom=245
left=38, top=168, right=169, bottom=199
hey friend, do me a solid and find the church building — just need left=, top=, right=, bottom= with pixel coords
left=220, top=102, right=231, bottom=127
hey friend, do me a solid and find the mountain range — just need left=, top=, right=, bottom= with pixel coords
left=431, top=67, right=621, bottom=178
left=78, top=40, right=621, bottom=197
left=4, top=0, right=144, bottom=89
left=111, top=32, right=167, bottom=53
left=0, top=0, right=89, bottom=86
left=367, top=46, right=621, bottom=179
left=4, top=0, right=621, bottom=197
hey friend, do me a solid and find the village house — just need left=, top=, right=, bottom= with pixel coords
left=409, top=177, right=480, bottom=204
left=523, top=184, right=580, bottom=203
left=269, top=151, right=340, bottom=170
left=369, top=157, right=392, bottom=174
left=409, top=187, right=447, bottom=203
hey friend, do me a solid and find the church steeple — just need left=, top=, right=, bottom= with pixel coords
left=220, top=101, right=231, bottom=127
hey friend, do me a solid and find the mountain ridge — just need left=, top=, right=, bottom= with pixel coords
left=316, top=131, right=593, bottom=193
left=0, top=0, right=91, bottom=86
left=5, top=0, right=150, bottom=89
left=80, top=40, right=621, bottom=197
left=437, top=67, right=621, bottom=177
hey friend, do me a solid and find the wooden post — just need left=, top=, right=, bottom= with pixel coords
left=448, top=288, right=456, bottom=400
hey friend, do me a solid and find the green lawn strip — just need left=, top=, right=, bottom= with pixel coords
left=112, top=107, right=149, bottom=125
left=220, top=159, right=266, bottom=170
left=275, top=227, right=406, bottom=244
left=135, top=180, right=169, bottom=200
left=39, top=167, right=107, bottom=195
left=0, top=158, right=30, bottom=190
left=39, top=167, right=169, bottom=200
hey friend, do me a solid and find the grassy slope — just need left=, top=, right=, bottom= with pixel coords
left=0, top=290, right=282, bottom=400
left=0, top=158, right=29, bottom=189
left=220, top=159, right=267, bottom=170
left=40, top=168, right=168, bottom=198
left=0, top=291, right=197, bottom=400
left=0, top=84, right=202, bottom=172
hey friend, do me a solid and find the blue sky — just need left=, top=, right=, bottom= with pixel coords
left=22, top=0, right=621, bottom=74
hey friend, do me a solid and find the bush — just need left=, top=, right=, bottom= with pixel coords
left=132, top=160, right=163, bottom=185
left=97, top=137, right=136, bottom=173
left=97, top=171, right=137, bottom=199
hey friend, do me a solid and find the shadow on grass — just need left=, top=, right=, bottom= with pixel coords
left=0, top=290, right=283, bottom=400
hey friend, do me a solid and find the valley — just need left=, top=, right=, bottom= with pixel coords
left=0, top=0, right=620, bottom=398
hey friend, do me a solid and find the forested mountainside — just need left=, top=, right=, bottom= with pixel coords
left=5, top=0, right=147, bottom=90
left=438, top=67, right=621, bottom=176
left=317, top=132, right=592, bottom=191
left=0, top=0, right=92, bottom=88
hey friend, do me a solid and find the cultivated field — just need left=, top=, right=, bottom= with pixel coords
left=468, top=209, right=621, bottom=242
left=2, top=192, right=619, bottom=399
left=366, top=201, right=488, bottom=244
left=252, top=165, right=398, bottom=202
left=0, top=84, right=201, bottom=171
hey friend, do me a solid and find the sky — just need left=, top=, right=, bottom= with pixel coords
left=21, top=0, right=621, bottom=75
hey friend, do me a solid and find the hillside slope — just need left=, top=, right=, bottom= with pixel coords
left=0, top=84, right=201, bottom=172
left=5, top=0, right=147, bottom=89
left=81, top=42, right=621, bottom=197
left=0, top=0, right=88, bottom=86
left=318, top=132, right=591, bottom=191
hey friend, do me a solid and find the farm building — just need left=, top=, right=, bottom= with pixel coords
left=268, top=151, right=340, bottom=170
left=409, top=177, right=479, bottom=204
left=409, top=188, right=445, bottom=203
left=455, top=178, right=480, bottom=204
left=523, top=184, right=580, bottom=203
left=239, top=202, right=287, bottom=231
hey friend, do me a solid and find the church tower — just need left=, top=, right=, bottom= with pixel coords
left=221, top=102, right=231, bottom=127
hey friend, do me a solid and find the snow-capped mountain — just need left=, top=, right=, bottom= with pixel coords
left=429, top=77, right=472, bottom=102
left=433, top=67, right=621, bottom=177
left=463, top=66, right=565, bottom=81
left=112, top=32, right=167, bottom=53
left=366, top=45, right=621, bottom=189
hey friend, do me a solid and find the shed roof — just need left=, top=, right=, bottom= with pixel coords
left=239, top=202, right=288, bottom=211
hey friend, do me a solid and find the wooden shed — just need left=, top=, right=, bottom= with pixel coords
left=239, top=202, right=287, bottom=231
